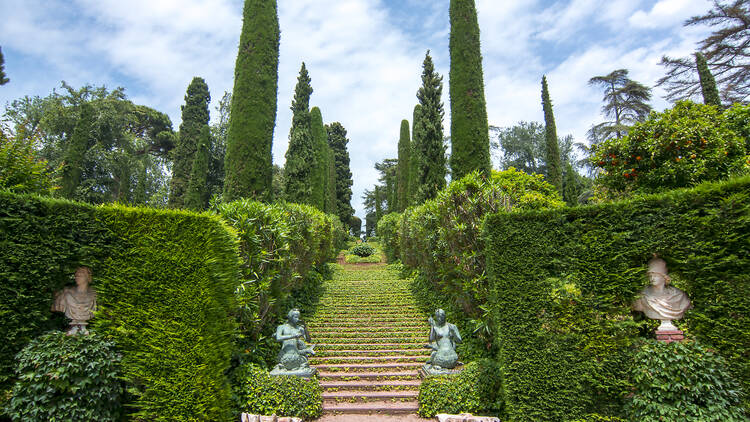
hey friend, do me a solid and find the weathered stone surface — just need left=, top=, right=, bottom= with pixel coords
left=436, top=413, right=500, bottom=422
left=239, top=414, right=302, bottom=422
left=632, top=256, right=692, bottom=331
left=51, top=266, right=97, bottom=335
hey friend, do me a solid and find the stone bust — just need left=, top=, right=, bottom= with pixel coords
left=51, top=266, right=97, bottom=335
left=632, top=257, right=692, bottom=331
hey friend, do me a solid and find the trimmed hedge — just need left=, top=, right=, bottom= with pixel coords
left=232, top=364, right=322, bottom=420
left=418, top=359, right=503, bottom=418
left=0, top=192, right=240, bottom=421
left=484, top=177, right=750, bottom=420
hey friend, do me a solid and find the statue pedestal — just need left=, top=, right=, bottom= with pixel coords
left=655, top=329, right=685, bottom=343
left=420, top=364, right=463, bottom=378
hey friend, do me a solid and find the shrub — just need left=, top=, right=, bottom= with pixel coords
left=418, top=359, right=503, bottom=418
left=376, top=212, right=401, bottom=263
left=0, top=125, right=58, bottom=195
left=627, top=340, right=747, bottom=421
left=591, top=101, right=748, bottom=196
left=484, top=177, right=750, bottom=419
left=350, top=243, right=375, bottom=257
left=232, top=364, right=322, bottom=420
left=7, top=332, right=122, bottom=421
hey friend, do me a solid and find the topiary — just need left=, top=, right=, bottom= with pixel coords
left=350, top=243, right=375, bottom=257
left=232, top=364, right=321, bottom=420
left=6, top=331, right=123, bottom=421
left=418, top=359, right=504, bottom=418
left=626, top=340, right=747, bottom=422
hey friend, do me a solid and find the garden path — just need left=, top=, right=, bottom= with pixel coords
left=308, top=261, right=431, bottom=420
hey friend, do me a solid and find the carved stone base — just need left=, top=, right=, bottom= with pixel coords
left=269, top=365, right=317, bottom=378
left=437, top=413, right=500, bottom=422
left=655, top=329, right=685, bottom=343
left=420, top=363, right=463, bottom=377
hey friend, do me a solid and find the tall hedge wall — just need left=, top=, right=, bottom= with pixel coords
left=0, top=192, right=240, bottom=421
left=484, top=177, right=750, bottom=420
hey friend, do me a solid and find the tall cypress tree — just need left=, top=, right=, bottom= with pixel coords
left=184, top=126, right=211, bottom=210
left=284, top=63, right=315, bottom=205
left=449, top=0, right=491, bottom=180
left=415, top=51, right=446, bottom=203
left=224, top=0, right=279, bottom=202
left=695, top=52, right=722, bottom=107
left=326, top=145, right=337, bottom=215
left=396, top=119, right=411, bottom=211
left=310, top=106, right=328, bottom=211
left=169, top=77, right=210, bottom=208
left=542, top=76, right=562, bottom=193
left=408, top=105, right=422, bottom=205
left=61, top=102, right=94, bottom=199
left=0, top=47, right=9, bottom=86
left=327, top=122, right=354, bottom=225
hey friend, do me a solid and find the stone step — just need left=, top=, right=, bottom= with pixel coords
left=322, top=400, right=419, bottom=414
left=315, top=362, right=422, bottom=371
left=316, top=349, right=429, bottom=356
left=322, top=390, right=419, bottom=400
left=311, top=355, right=425, bottom=363
left=317, top=342, right=425, bottom=348
left=317, top=370, right=419, bottom=380
left=320, top=380, right=422, bottom=390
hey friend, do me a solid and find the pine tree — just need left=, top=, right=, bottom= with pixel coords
left=408, top=105, right=422, bottom=205
left=224, top=0, right=279, bottom=202
left=396, top=119, right=411, bottom=211
left=60, top=102, right=94, bottom=198
left=184, top=126, right=211, bottom=210
left=449, top=0, right=491, bottom=180
left=587, top=69, right=651, bottom=144
left=542, top=76, right=562, bottom=193
left=695, top=52, right=722, bottom=107
left=169, top=77, right=210, bottom=208
left=310, top=106, right=328, bottom=211
left=0, top=47, right=9, bottom=86
left=415, top=51, right=446, bottom=203
left=327, top=122, right=355, bottom=225
left=284, top=63, right=315, bottom=205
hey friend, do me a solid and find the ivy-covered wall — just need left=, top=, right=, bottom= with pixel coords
left=484, top=177, right=750, bottom=420
left=0, top=192, right=240, bottom=421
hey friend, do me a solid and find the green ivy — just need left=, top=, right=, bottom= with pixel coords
left=627, top=340, right=747, bottom=421
left=7, top=332, right=122, bottom=421
left=418, top=359, right=503, bottom=418
left=232, top=364, right=322, bottom=420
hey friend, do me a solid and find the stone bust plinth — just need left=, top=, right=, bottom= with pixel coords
left=632, top=257, right=692, bottom=332
left=52, top=266, right=97, bottom=335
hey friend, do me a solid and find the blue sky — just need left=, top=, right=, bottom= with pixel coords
left=0, top=0, right=714, bottom=218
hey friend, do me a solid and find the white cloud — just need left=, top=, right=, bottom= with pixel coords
left=629, top=0, right=708, bottom=29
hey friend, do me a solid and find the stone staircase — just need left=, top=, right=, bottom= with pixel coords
left=307, top=266, right=428, bottom=416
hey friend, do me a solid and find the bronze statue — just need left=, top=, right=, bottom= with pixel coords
left=270, top=309, right=316, bottom=377
left=423, top=309, right=462, bottom=375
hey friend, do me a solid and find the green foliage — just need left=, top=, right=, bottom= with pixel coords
left=325, top=145, right=337, bottom=215
left=587, top=69, right=652, bottom=145
left=397, top=119, right=411, bottom=211
left=484, top=177, right=750, bottom=419
left=284, top=63, right=315, bottom=205
left=627, top=340, right=747, bottom=421
left=415, top=51, right=447, bottom=202
left=376, top=212, right=401, bottom=263
left=449, top=0, right=491, bottom=180
left=724, top=103, right=750, bottom=152
left=696, top=52, right=722, bottom=107
left=409, top=105, right=423, bottom=205
left=170, top=77, right=210, bottom=208
left=349, top=215, right=362, bottom=238
left=542, top=76, right=563, bottom=193
left=224, top=0, right=279, bottom=202
left=418, top=359, right=503, bottom=418
left=592, top=101, right=748, bottom=196
left=184, top=125, right=211, bottom=210
left=326, top=122, right=354, bottom=224
left=4, top=83, right=174, bottom=205
left=232, top=365, right=322, bottom=419
left=0, top=46, right=8, bottom=86
left=7, top=332, right=122, bottom=421
left=0, top=192, right=240, bottom=420
left=0, top=125, right=58, bottom=195
left=350, top=243, right=375, bottom=257
left=310, top=107, right=327, bottom=211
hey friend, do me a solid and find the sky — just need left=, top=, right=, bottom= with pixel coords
left=0, top=0, right=714, bottom=219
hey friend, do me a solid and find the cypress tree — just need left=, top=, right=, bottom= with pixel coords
left=0, top=46, right=9, bottom=86
left=541, top=76, right=562, bottom=193
left=224, top=0, right=279, bottom=202
left=61, top=102, right=94, bottom=199
left=310, top=106, right=328, bottom=211
left=408, top=105, right=422, bottom=205
left=695, top=52, right=722, bottom=107
left=169, top=77, right=210, bottom=208
left=327, top=122, right=354, bottom=225
left=449, top=0, right=491, bottom=180
left=284, top=63, right=315, bottom=205
left=326, top=145, right=337, bottom=215
left=184, top=126, right=211, bottom=210
left=415, top=51, right=446, bottom=203
left=396, top=119, right=411, bottom=211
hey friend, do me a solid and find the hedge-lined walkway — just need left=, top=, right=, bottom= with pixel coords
left=307, top=262, right=430, bottom=419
